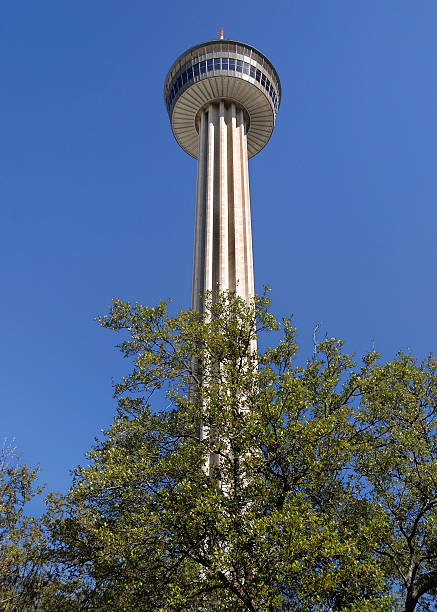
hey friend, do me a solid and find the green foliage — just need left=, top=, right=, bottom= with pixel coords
left=43, top=292, right=398, bottom=610
left=356, top=353, right=437, bottom=611
left=6, top=291, right=437, bottom=610
left=0, top=444, right=47, bottom=610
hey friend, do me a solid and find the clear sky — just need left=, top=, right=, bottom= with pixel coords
left=1, top=1, right=437, bottom=501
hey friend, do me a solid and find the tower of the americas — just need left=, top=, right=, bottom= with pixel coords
left=164, top=31, right=281, bottom=312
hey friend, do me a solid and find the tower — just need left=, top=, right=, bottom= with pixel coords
left=164, top=35, right=281, bottom=311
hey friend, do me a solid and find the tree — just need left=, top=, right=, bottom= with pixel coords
left=43, top=292, right=407, bottom=610
left=355, top=353, right=437, bottom=611
left=0, top=443, right=46, bottom=610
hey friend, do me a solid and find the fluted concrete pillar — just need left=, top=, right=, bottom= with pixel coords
left=192, top=101, right=254, bottom=312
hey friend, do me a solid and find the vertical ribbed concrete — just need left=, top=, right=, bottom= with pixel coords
left=191, top=101, right=255, bottom=478
left=192, top=101, right=254, bottom=313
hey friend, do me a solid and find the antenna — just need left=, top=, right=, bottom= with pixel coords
left=220, top=28, right=224, bottom=40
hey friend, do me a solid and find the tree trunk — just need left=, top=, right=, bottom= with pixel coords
left=405, top=589, right=418, bottom=612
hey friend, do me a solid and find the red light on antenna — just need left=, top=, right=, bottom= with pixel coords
left=220, top=28, right=224, bottom=39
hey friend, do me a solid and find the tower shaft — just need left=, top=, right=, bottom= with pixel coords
left=192, top=101, right=254, bottom=312
left=164, top=37, right=281, bottom=479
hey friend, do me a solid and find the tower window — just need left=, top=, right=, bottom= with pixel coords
left=214, top=58, right=221, bottom=70
left=207, top=59, right=213, bottom=71
left=229, top=58, right=235, bottom=70
left=222, top=58, right=228, bottom=70
left=200, top=61, right=206, bottom=74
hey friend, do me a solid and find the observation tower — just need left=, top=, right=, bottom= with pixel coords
left=164, top=32, right=281, bottom=311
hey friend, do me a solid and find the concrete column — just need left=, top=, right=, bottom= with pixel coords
left=204, top=105, right=216, bottom=298
left=192, top=101, right=256, bottom=478
left=192, top=111, right=207, bottom=313
left=191, top=101, right=254, bottom=312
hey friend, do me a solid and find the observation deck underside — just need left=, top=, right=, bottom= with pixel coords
left=171, top=76, right=274, bottom=159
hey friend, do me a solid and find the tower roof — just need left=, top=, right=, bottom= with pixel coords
left=164, top=39, right=281, bottom=159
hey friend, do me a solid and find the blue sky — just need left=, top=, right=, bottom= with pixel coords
left=1, top=1, right=436, bottom=500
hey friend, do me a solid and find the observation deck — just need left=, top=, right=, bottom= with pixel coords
left=164, top=39, right=281, bottom=159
